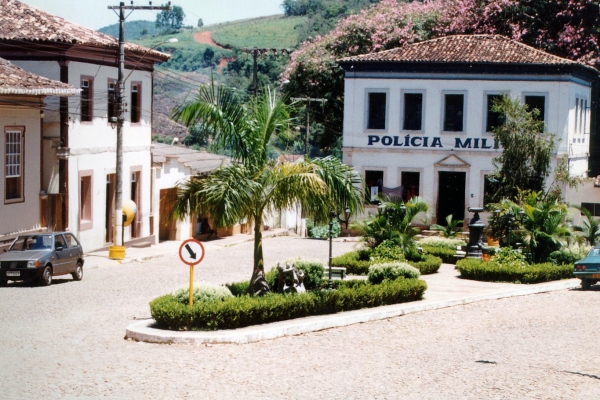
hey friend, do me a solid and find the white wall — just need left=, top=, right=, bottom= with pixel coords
left=13, top=60, right=155, bottom=251
left=0, top=101, right=42, bottom=235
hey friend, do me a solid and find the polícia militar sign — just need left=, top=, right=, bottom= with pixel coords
left=367, top=135, right=499, bottom=150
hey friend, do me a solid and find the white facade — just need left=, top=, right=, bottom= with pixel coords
left=12, top=60, right=155, bottom=251
left=343, top=72, right=593, bottom=224
left=0, top=97, right=43, bottom=235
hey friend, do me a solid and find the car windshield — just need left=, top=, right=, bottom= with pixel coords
left=587, top=248, right=600, bottom=257
left=9, top=235, right=53, bottom=251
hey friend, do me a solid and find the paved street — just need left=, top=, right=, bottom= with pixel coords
left=1, top=236, right=599, bottom=399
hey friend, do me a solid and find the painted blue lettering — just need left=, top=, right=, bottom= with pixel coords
left=382, top=136, right=392, bottom=146
left=404, top=135, right=410, bottom=146
left=368, top=135, right=380, bottom=146
left=481, top=138, right=492, bottom=149
left=431, top=137, right=443, bottom=148
left=393, top=136, right=403, bottom=146
left=422, top=137, right=429, bottom=147
left=455, top=138, right=472, bottom=148
left=410, top=137, right=422, bottom=147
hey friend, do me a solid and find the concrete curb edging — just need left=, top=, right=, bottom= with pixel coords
left=125, top=280, right=580, bottom=345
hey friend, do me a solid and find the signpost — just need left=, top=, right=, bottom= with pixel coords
left=178, top=239, right=205, bottom=306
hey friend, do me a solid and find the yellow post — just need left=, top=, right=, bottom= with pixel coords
left=189, top=264, right=194, bottom=307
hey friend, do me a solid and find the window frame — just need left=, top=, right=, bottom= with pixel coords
left=484, top=92, right=507, bottom=134
left=400, top=90, right=425, bottom=133
left=442, top=91, right=467, bottom=133
left=364, top=168, right=385, bottom=204
left=4, top=126, right=25, bottom=204
left=522, top=92, right=548, bottom=125
left=364, top=89, right=389, bottom=132
left=80, top=76, right=94, bottom=122
left=79, top=170, right=93, bottom=231
left=130, top=81, right=142, bottom=124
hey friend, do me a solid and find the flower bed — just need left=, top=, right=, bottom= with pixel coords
left=149, top=277, right=427, bottom=331
left=332, top=249, right=441, bottom=275
left=455, top=258, right=573, bottom=284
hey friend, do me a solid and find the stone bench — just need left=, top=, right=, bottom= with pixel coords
left=323, top=266, right=347, bottom=280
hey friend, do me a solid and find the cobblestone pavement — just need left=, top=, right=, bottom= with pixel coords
left=1, top=236, right=599, bottom=399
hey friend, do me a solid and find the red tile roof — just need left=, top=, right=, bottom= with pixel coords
left=0, top=57, right=79, bottom=95
left=339, top=35, right=593, bottom=70
left=0, top=0, right=169, bottom=61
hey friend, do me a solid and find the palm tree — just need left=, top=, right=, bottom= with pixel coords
left=429, top=214, right=463, bottom=238
left=572, top=205, right=600, bottom=246
left=171, top=81, right=363, bottom=294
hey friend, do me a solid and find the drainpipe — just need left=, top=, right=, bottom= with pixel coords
left=59, top=60, right=70, bottom=231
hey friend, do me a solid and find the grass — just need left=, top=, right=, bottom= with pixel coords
left=212, top=15, right=307, bottom=49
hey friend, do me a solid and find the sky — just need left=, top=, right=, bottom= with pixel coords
left=20, top=0, right=285, bottom=30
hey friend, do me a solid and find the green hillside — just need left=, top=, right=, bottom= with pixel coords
left=212, top=15, right=307, bottom=49
left=99, top=20, right=161, bottom=40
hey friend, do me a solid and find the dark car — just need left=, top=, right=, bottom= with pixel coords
left=574, top=246, right=600, bottom=290
left=0, top=232, right=84, bottom=286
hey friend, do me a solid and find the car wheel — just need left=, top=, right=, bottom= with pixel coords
left=0, top=279, right=6, bottom=287
left=39, top=266, right=52, bottom=286
left=581, top=279, right=591, bottom=290
left=71, top=262, right=83, bottom=281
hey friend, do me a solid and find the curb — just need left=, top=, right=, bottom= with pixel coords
left=125, top=279, right=580, bottom=345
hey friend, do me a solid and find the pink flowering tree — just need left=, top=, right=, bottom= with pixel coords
left=283, top=0, right=600, bottom=151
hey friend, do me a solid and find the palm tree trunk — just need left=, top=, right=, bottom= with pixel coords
left=249, top=219, right=270, bottom=295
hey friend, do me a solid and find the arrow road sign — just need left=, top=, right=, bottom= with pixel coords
left=179, top=239, right=205, bottom=266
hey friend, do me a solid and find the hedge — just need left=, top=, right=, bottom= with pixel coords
left=455, top=258, right=573, bottom=284
left=331, top=250, right=371, bottom=275
left=406, top=254, right=442, bottom=275
left=150, top=277, right=427, bottom=331
left=420, top=245, right=457, bottom=264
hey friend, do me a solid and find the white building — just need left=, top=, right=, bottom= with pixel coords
left=0, top=0, right=169, bottom=250
left=338, top=35, right=598, bottom=224
left=0, top=58, right=79, bottom=248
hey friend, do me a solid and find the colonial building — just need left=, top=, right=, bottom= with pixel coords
left=338, top=35, right=598, bottom=223
left=0, top=57, right=79, bottom=245
left=0, top=0, right=169, bottom=250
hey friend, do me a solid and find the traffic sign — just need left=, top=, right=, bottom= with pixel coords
left=178, top=239, right=205, bottom=266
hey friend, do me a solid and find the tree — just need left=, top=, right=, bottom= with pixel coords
left=171, top=80, right=363, bottom=295
left=489, top=95, right=556, bottom=202
left=197, top=18, right=203, bottom=28
left=155, top=4, right=185, bottom=33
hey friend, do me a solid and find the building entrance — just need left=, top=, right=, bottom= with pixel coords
left=437, top=171, right=466, bottom=225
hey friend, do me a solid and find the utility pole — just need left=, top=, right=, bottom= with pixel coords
left=291, top=97, right=327, bottom=157
left=108, top=1, right=171, bottom=255
left=240, top=48, right=291, bottom=97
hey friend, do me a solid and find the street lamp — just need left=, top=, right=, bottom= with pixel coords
left=494, top=207, right=525, bottom=247
left=328, top=208, right=351, bottom=290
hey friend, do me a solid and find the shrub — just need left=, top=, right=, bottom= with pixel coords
left=150, top=278, right=427, bottom=330
left=332, top=250, right=372, bottom=275
left=171, top=282, right=233, bottom=305
left=309, top=219, right=341, bottom=239
left=406, top=253, right=442, bottom=275
left=417, top=237, right=466, bottom=249
left=549, top=246, right=589, bottom=265
left=368, top=262, right=420, bottom=284
left=491, top=247, right=528, bottom=269
left=455, top=258, right=573, bottom=284
left=420, top=245, right=457, bottom=264
left=226, top=281, right=250, bottom=296
left=371, top=240, right=405, bottom=262
left=265, top=260, right=325, bottom=292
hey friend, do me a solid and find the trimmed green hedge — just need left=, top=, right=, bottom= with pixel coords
left=331, top=250, right=371, bottom=275
left=420, top=245, right=457, bottom=264
left=150, top=278, right=427, bottom=331
left=455, top=258, right=573, bottom=284
left=407, top=254, right=442, bottom=275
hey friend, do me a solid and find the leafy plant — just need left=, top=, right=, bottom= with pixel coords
left=417, top=236, right=466, bottom=249
left=331, top=250, right=372, bottom=275
left=171, top=282, right=233, bottom=305
left=368, top=262, right=420, bottom=284
left=491, top=247, right=528, bottom=269
left=572, top=205, right=600, bottom=246
left=429, top=214, right=463, bottom=238
left=371, top=240, right=405, bottom=262
left=309, top=220, right=341, bottom=239
left=405, top=254, right=443, bottom=275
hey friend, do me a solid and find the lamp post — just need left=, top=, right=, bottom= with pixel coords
left=494, top=207, right=525, bottom=247
left=328, top=208, right=351, bottom=290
